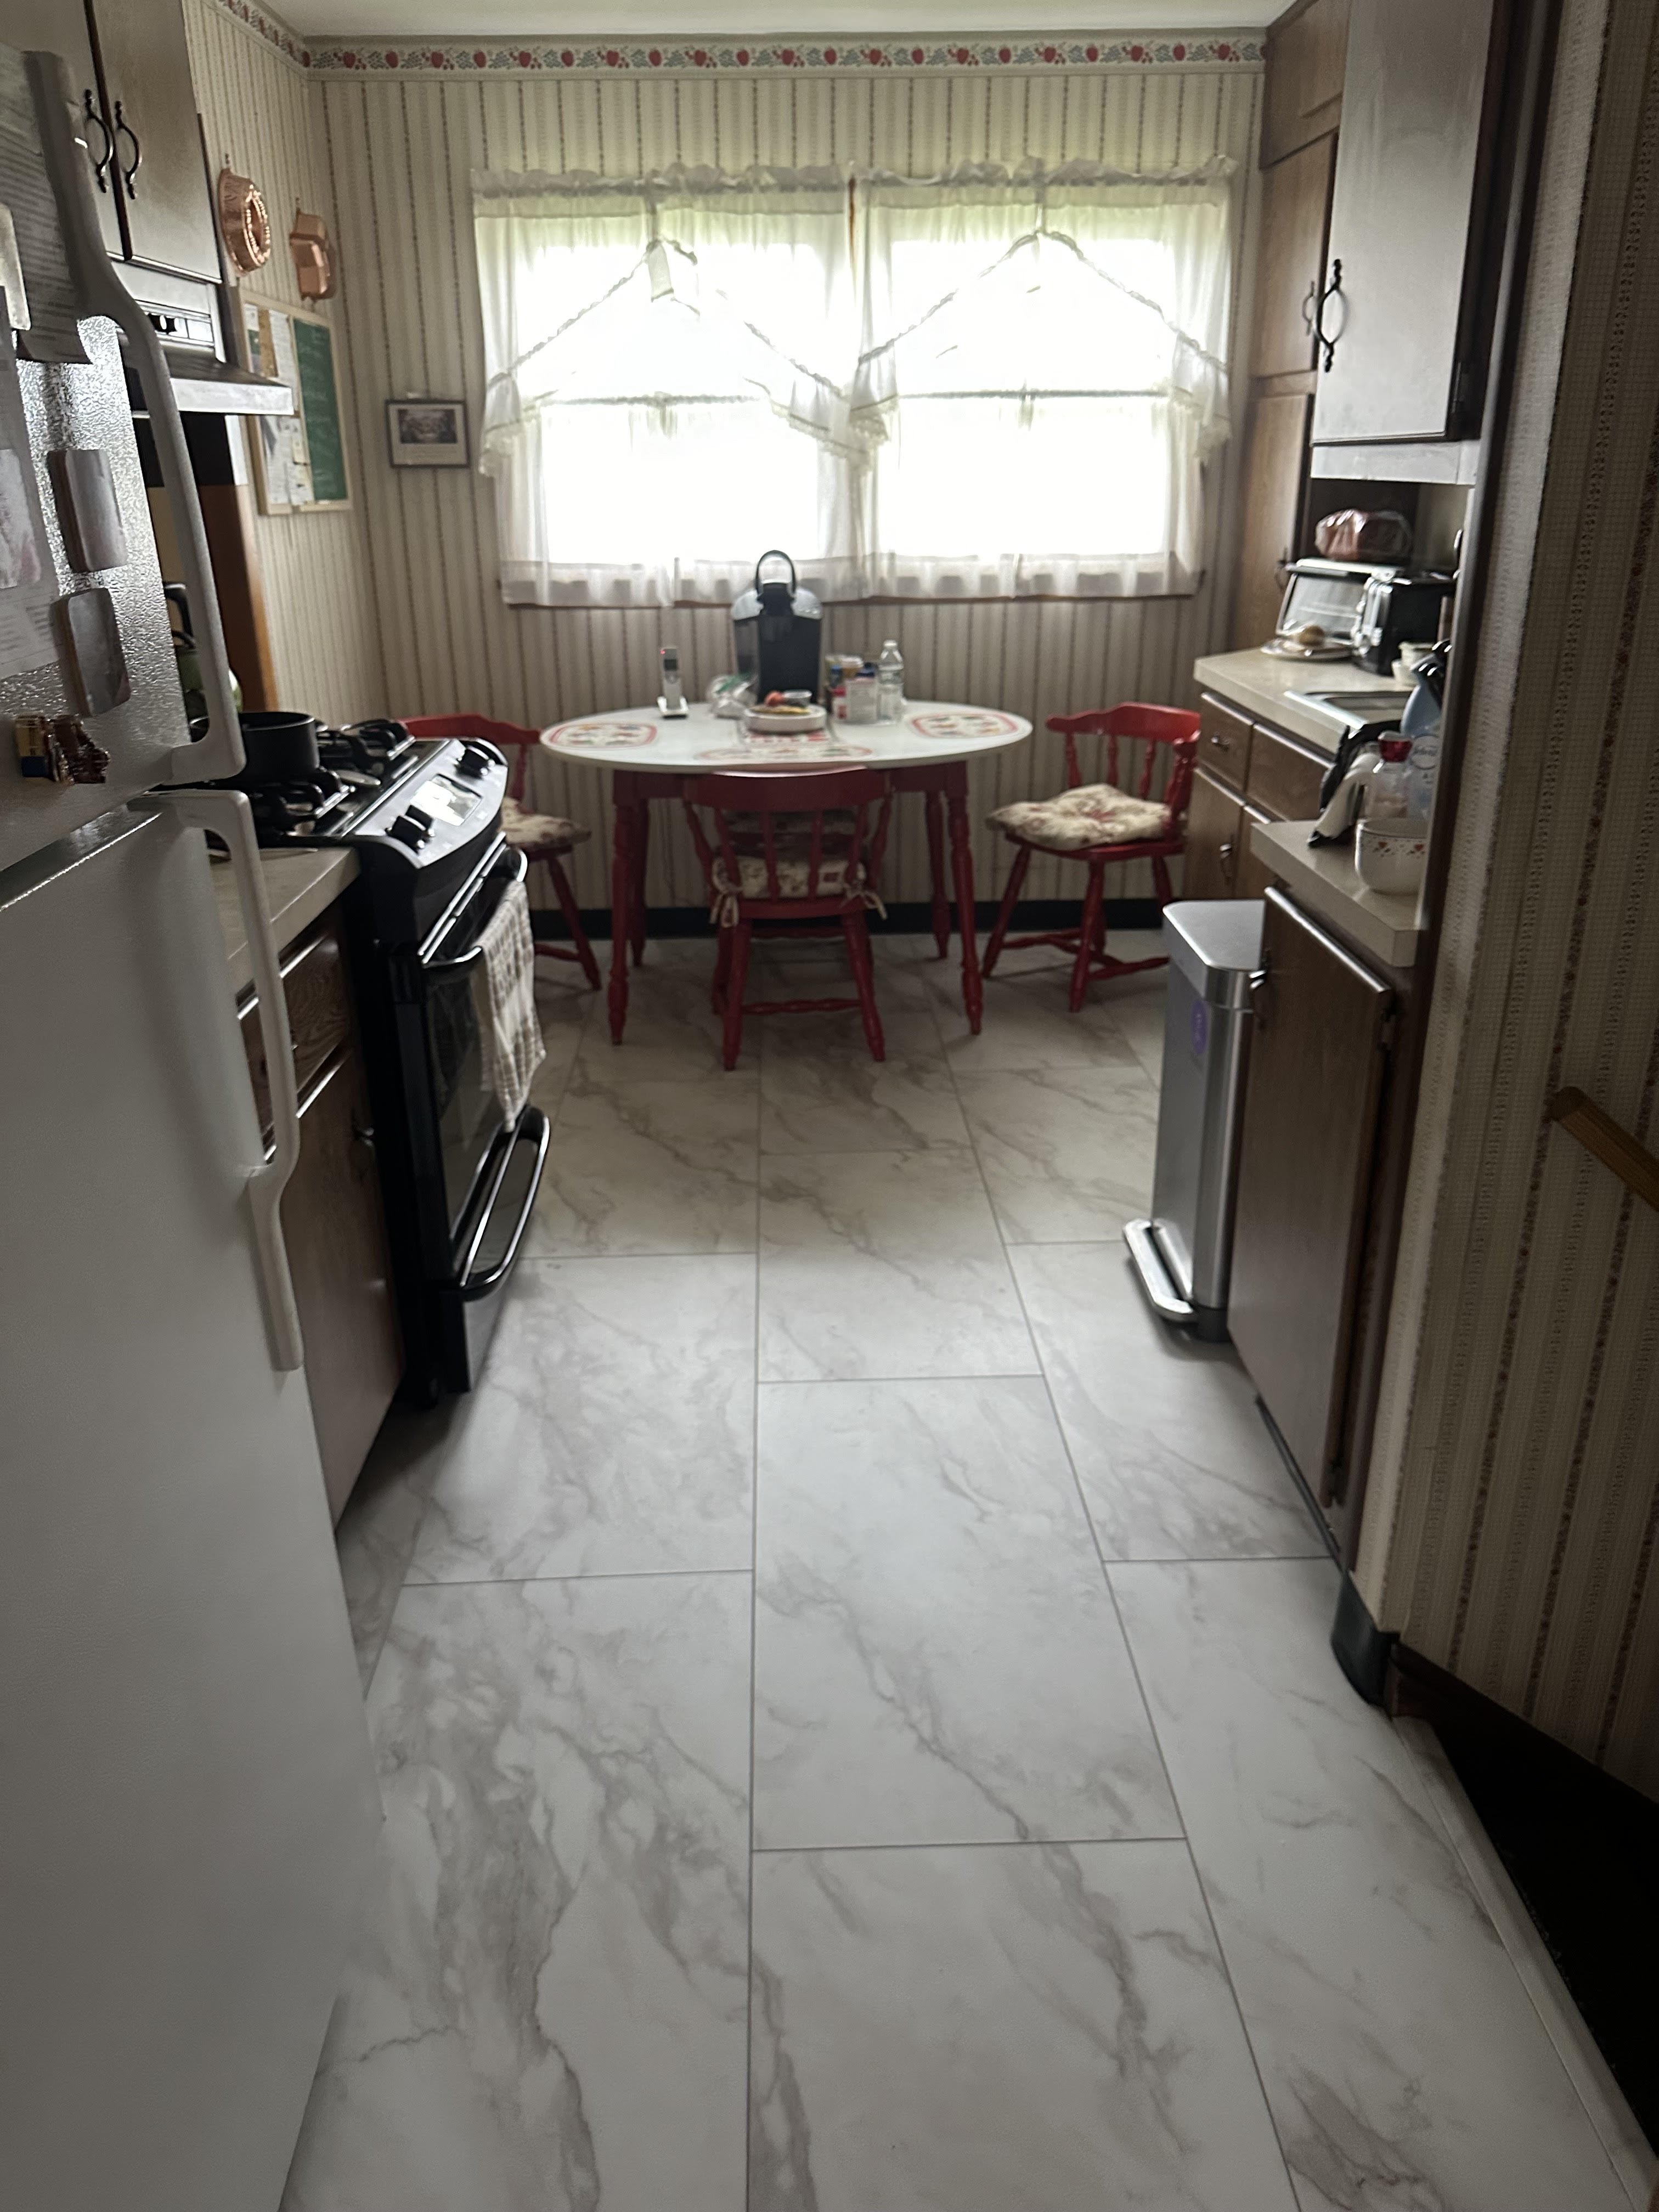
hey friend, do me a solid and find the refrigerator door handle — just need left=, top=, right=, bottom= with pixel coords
left=156, top=789, right=307, bottom=1373
left=27, top=52, right=244, bottom=788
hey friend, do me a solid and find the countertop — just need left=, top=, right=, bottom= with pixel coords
left=1249, top=817, right=1424, bottom=969
left=1193, top=648, right=1412, bottom=754
left=213, top=848, right=359, bottom=996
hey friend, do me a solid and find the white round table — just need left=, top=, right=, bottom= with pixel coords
left=541, top=700, right=1033, bottom=1040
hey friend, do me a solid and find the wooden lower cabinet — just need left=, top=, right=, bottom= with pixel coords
left=1228, top=888, right=1395, bottom=1542
left=241, top=910, right=402, bottom=1521
left=281, top=1041, right=403, bottom=1521
left=1184, top=766, right=1245, bottom=898
left=1235, top=803, right=1279, bottom=900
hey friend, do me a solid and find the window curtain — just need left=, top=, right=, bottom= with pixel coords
left=851, top=161, right=1236, bottom=598
left=473, top=166, right=863, bottom=606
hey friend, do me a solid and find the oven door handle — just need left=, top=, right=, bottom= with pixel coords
left=460, top=1108, right=551, bottom=1300
left=424, top=847, right=527, bottom=974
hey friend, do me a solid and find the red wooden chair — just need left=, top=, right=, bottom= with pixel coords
left=982, top=703, right=1200, bottom=1010
left=681, top=769, right=894, bottom=1070
left=401, top=712, right=600, bottom=989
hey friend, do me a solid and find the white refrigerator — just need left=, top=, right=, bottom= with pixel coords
left=0, top=44, right=377, bottom=2212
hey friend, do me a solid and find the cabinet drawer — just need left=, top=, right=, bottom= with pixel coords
left=1246, top=723, right=1329, bottom=821
left=240, top=921, right=353, bottom=1138
left=1198, top=694, right=1252, bottom=791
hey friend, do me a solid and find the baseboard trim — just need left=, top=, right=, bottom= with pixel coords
left=531, top=898, right=1166, bottom=944
left=1330, top=1572, right=1396, bottom=1704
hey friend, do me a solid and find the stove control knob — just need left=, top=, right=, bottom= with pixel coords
left=458, top=742, right=493, bottom=777
left=386, top=810, right=428, bottom=849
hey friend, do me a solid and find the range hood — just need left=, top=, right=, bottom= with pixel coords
left=121, top=271, right=292, bottom=416
left=149, top=345, right=291, bottom=415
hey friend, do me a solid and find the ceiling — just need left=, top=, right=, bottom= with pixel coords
left=287, top=4, right=1277, bottom=39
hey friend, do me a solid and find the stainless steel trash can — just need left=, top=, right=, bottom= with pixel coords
left=1126, top=900, right=1263, bottom=1342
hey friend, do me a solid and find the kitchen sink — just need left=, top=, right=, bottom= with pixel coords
left=1288, top=686, right=1413, bottom=737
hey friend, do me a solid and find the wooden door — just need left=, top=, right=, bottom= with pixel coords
left=1228, top=889, right=1393, bottom=1509
left=90, top=0, right=219, bottom=280
left=1183, top=767, right=1244, bottom=900
left=4, top=1, right=122, bottom=255
left=281, top=1044, right=403, bottom=1523
left=1231, top=392, right=1312, bottom=650
left=1234, top=804, right=1278, bottom=900
left=1262, top=0, right=1351, bottom=163
left=1312, top=0, right=1499, bottom=443
left=1252, top=136, right=1336, bottom=379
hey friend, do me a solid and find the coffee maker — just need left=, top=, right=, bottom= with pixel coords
left=731, top=549, right=823, bottom=698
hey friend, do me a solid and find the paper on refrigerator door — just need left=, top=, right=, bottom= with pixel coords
left=0, top=305, right=57, bottom=676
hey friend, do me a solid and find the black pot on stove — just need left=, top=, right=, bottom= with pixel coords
left=188, top=709, right=322, bottom=786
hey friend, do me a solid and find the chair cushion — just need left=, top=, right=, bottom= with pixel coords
left=501, top=794, right=591, bottom=856
left=720, top=843, right=863, bottom=901
left=986, top=782, right=1170, bottom=853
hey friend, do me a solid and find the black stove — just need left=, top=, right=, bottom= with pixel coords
left=215, top=716, right=545, bottom=1403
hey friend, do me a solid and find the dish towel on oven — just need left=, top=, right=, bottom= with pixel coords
left=478, top=877, right=544, bottom=1122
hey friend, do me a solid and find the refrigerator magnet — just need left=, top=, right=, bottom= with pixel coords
left=53, top=586, right=132, bottom=716
left=47, top=448, right=129, bottom=573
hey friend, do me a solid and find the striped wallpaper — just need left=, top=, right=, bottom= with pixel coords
left=1357, top=0, right=1659, bottom=1802
left=183, top=3, right=1263, bottom=909
left=182, top=0, right=385, bottom=724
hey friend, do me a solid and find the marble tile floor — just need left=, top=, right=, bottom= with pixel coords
left=314, top=933, right=1633, bottom=2212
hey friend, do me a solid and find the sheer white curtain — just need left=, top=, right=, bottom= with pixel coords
left=473, top=167, right=862, bottom=606
left=852, top=162, right=1236, bottom=598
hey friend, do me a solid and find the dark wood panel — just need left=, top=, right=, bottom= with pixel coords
left=239, top=921, right=352, bottom=1140
left=1312, top=0, right=1499, bottom=443
left=1197, top=692, right=1253, bottom=791
left=280, top=1046, right=402, bottom=1522
left=1235, top=804, right=1279, bottom=899
left=91, top=0, right=221, bottom=280
left=1252, top=136, right=1336, bottom=379
left=1228, top=889, right=1393, bottom=1510
left=1231, top=393, right=1313, bottom=650
left=1183, top=766, right=1244, bottom=899
left=1247, top=721, right=1329, bottom=820
left=1262, top=0, right=1351, bottom=165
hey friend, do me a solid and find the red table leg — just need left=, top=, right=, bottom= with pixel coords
left=923, top=788, right=951, bottom=959
left=943, top=764, right=984, bottom=1034
left=608, top=780, right=639, bottom=1044
left=630, top=802, right=650, bottom=966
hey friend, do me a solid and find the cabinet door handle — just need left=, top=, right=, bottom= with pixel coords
left=1300, top=275, right=1319, bottom=335
left=112, top=101, right=140, bottom=200
left=1312, top=257, right=1344, bottom=372
left=1248, top=963, right=1271, bottom=1028
left=81, top=91, right=114, bottom=192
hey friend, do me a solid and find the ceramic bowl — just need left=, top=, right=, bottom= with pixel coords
left=1356, top=815, right=1429, bottom=896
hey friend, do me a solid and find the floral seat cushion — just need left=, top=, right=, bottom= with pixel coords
left=986, top=782, right=1171, bottom=853
left=501, top=793, right=591, bottom=856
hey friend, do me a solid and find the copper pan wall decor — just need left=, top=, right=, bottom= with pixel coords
left=217, top=164, right=271, bottom=274
left=289, top=207, right=337, bottom=301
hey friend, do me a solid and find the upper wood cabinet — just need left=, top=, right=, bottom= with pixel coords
left=1251, top=136, right=1337, bottom=380
left=1232, top=390, right=1311, bottom=650
left=2, top=0, right=121, bottom=255
left=1261, top=0, right=1351, bottom=165
left=1311, top=0, right=1506, bottom=445
left=87, top=0, right=221, bottom=283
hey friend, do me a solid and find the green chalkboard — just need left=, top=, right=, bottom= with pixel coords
left=292, top=314, right=349, bottom=507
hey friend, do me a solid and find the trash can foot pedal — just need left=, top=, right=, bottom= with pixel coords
left=1125, top=1218, right=1194, bottom=1328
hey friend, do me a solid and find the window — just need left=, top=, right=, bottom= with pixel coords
left=853, top=168, right=1235, bottom=597
left=473, top=163, right=1234, bottom=607
left=473, top=170, right=861, bottom=606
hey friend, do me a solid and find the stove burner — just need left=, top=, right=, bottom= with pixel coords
left=320, top=718, right=415, bottom=779
left=243, top=772, right=352, bottom=839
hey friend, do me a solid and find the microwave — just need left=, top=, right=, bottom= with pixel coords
left=1274, top=559, right=1454, bottom=672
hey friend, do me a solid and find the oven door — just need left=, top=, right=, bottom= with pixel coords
left=417, top=844, right=526, bottom=1249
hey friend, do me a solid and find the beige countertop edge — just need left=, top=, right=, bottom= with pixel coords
left=1193, top=648, right=1413, bottom=755
left=213, top=848, right=359, bottom=997
left=1248, top=817, right=1424, bottom=970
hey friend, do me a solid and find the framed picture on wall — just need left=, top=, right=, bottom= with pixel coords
left=386, top=399, right=470, bottom=468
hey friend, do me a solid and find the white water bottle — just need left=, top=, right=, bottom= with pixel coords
left=877, top=638, right=904, bottom=720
